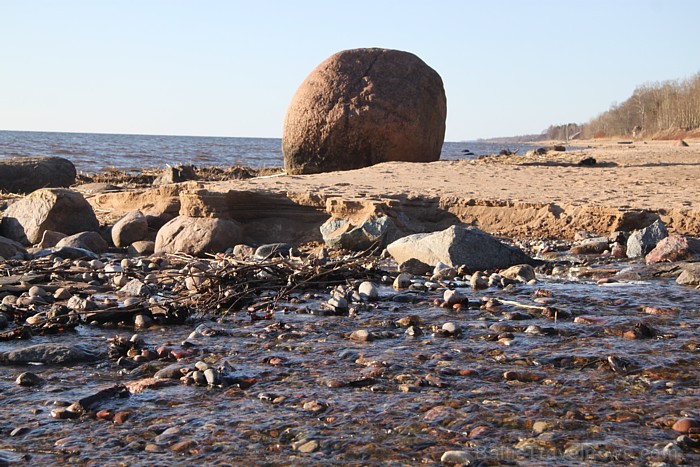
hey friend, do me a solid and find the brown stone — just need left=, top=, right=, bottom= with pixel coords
left=645, top=234, right=700, bottom=264
left=672, top=417, right=700, bottom=433
left=282, top=48, right=446, bottom=174
left=154, top=216, right=243, bottom=256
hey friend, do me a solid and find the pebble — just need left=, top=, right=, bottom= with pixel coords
left=328, top=296, right=348, bottom=312
left=28, top=286, right=48, bottom=298
left=349, top=329, right=373, bottom=342
left=393, top=273, right=412, bottom=290
left=440, top=450, right=474, bottom=465
left=16, top=372, right=43, bottom=387
left=470, top=274, right=488, bottom=290
left=442, top=322, right=460, bottom=336
left=672, top=417, right=700, bottom=433
left=295, top=439, right=319, bottom=453
left=53, top=287, right=72, bottom=300
left=358, top=281, right=379, bottom=301
left=133, top=314, right=154, bottom=329
left=443, top=289, right=465, bottom=306
left=203, top=368, right=219, bottom=385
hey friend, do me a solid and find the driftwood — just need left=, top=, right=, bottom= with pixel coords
left=0, top=246, right=387, bottom=339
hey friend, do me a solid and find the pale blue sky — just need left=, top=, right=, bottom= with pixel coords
left=1, top=0, right=699, bottom=141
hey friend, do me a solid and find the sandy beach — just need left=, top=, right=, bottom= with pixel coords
left=89, top=139, right=700, bottom=243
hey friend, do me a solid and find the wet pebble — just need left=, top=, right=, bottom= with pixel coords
left=440, top=450, right=474, bottom=465
left=443, top=289, right=465, bottom=306
left=16, top=372, right=43, bottom=387
left=672, top=417, right=700, bottom=433
left=393, top=273, right=412, bottom=290
left=358, top=281, right=379, bottom=301
left=349, top=329, right=373, bottom=342
left=133, top=314, right=153, bottom=329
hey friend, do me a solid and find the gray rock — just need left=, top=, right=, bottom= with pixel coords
left=153, top=165, right=198, bottom=185
left=398, top=258, right=432, bottom=276
left=55, top=231, right=108, bottom=254
left=387, top=225, right=536, bottom=272
left=112, top=210, right=149, bottom=248
left=0, top=156, right=76, bottom=194
left=283, top=48, right=446, bottom=174
left=440, top=450, right=474, bottom=465
left=358, top=281, right=379, bottom=301
left=31, top=246, right=99, bottom=260
left=120, top=279, right=150, bottom=297
left=0, top=235, right=27, bottom=259
left=155, top=216, right=243, bottom=256
left=443, top=289, right=465, bottom=306
left=0, top=344, right=105, bottom=364
left=16, top=371, right=43, bottom=387
left=0, top=188, right=99, bottom=245
left=38, top=230, right=67, bottom=248
left=676, top=263, right=700, bottom=286
left=154, top=363, right=187, bottom=379
left=321, top=215, right=396, bottom=251
left=127, top=240, right=155, bottom=256
left=254, top=242, right=295, bottom=259
left=626, top=219, right=668, bottom=258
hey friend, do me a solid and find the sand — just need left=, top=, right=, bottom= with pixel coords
left=87, top=139, right=700, bottom=241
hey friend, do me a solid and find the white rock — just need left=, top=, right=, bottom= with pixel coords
left=443, top=289, right=465, bottom=306
left=358, top=281, right=379, bottom=301
left=440, top=450, right=473, bottom=465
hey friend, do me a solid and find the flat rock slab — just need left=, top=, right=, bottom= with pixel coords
left=0, top=343, right=106, bottom=364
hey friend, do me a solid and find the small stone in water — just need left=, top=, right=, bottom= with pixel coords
left=16, top=372, right=43, bottom=387
left=133, top=314, right=153, bottom=329
left=440, top=450, right=474, bottom=465
left=203, top=368, right=219, bottom=385
left=672, top=417, right=700, bottom=433
left=358, top=281, right=379, bottom=301
left=443, top=289, right=465, bottom=306
left=393, top=273, right=412, bottom=290
left=350, top=329, right=373, bottom=342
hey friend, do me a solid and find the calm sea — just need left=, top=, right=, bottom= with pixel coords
left=0, top=130, right=545, bottom=173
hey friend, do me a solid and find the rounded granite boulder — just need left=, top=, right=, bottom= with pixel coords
left=282, top=48, right=447, bottom=174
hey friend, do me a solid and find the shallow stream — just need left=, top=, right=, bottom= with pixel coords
left=1, top=259, right=699, bottom=465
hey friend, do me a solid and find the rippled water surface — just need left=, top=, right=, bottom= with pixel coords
left=1, top=259, right=698, bottom=465
left=0, top=130, right=554, bottom=173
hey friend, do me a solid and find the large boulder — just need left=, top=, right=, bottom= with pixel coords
left=0, top=235, right=26, bottom=259
left=155, top=216, right=243, bottom=256
left=626, top=219, right=668, bottom=258
left=387, top=225, right=536, bottom=272
left=645, top=235, right=700, bottom=264
left=0, top=188, right=99, bottom=245
left=0, top=156, right=76, bottom=194
left=111, top=210, right=149, bottom=247
left=282, top=48, right=447, bottom=174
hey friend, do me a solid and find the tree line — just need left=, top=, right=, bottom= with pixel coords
left=543, top=72, right=700, bottom=140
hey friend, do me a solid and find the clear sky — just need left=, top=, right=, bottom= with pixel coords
left=2, top=0, right=699, bottom=141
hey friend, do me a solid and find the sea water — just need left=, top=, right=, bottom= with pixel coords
left=0, top=130, right=546, bottom=173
